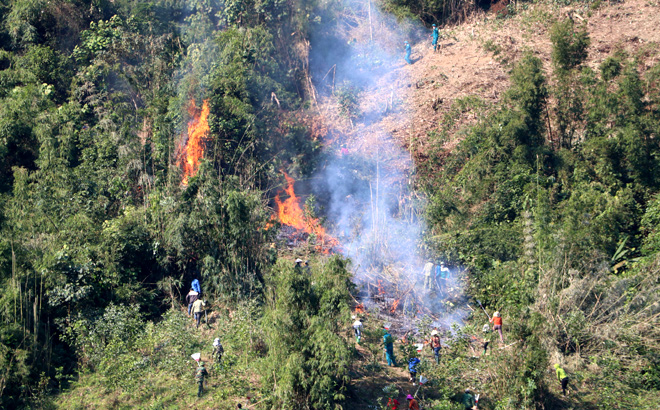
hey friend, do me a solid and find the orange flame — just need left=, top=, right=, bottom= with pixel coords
left=273, top=172, right=339, bottom=253
left=179, top=99, right=210, bottom=185
left=390, top=298, right=400, bottom=314
left=377, top=280, right=386, bottom=295
left=355, top=304, right=366, bottom=314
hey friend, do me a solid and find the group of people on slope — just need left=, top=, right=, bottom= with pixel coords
left=186, top=278, right=206, bottom=328
left=403, top=23, right=442, bottom=65
left=194, top=337, right=225, bottom=398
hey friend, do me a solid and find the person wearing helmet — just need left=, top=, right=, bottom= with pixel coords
left=554, top=364, right=569, bottom=395
left=404, top=41, right=412, bottom=64
left=431, top=24, right=439, bottom=52
left=406, top=394, right=420, bottom=410
left=430, top=330, right=442, bottom=364
left=462, top=388, right=476, bottom=410
left=489, top=311, right=504, bottom=343
left=195, top=361, right=209, bottom=397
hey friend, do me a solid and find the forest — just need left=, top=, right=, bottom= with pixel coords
left=0, top=0, right=659, bottom=408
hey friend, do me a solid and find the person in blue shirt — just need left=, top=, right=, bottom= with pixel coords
left=432, top=24, right=439, bottom=52
left=404, top=41, right=412, bottom=64
left=408, top=357, right=421, bottom=385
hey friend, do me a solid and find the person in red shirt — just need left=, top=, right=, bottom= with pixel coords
left=490, top=311, right=504, bottom=343
left=387, top=397, right=400, bottom=409
left=406, top=394, right=420, bottom=410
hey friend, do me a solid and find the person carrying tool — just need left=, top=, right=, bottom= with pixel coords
left=462, top=388, right=477, bottom=410
left=554, top=364, right=569, bottom=395
left=489, top=311, right=504, bottom=343
left=404, top=41, right=412, bottom=64
left=383, top=330, right=397, bottom=366
left=408, top=357, right=421, bottom=385
left=430, top=330, right=442, bottom=363
left=406, top=394, right=420, bottom=410
left=352, top=316, right=363, bottom=344
left=192, top=298, right=206, bottom=328
left=431, top=24, right=439, bottom=52
left=186, top=288, right=199, bottom=316
left=212, top=338, right=223, bottom=363
left=423, top=261, right=434, bottom=290
left=195, top=361, right=209, bottom=397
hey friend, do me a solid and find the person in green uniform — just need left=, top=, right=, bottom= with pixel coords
left=462, top=388, right=476, bottom=410
left=196, top=361, right=209, bottom=397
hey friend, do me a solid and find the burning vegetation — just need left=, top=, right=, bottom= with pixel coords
left=179, top=99, right=210, bottom=185
left=272, top=172, right=340, bottom=254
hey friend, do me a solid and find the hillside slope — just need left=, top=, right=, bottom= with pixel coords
left=50, top=1, right=660, bottom=409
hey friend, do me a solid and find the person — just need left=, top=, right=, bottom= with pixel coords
left=408, top=357, right=420, bottom=385
left=294, top=258, right=304, bottom=275
left=186, top=288, right=199, bottom=316
left=436, top=262, right=450, bottom=291
left=462, top=388, right=476, bottom=410
left=383, top=330, right=396, bottom=366
left=340, top=143, right=349, bottom=156
left=406, top=394, right=420, bottom=410
left=430, top=330, right=442, bottom=364
left=431, top=24, right=439, bottom=52
left=489, top=311, right=504, bottom=343
left=213, top=338, right=224, bottom=363
left=195, top=361, right=209, bottom=397
left=352, top=317, right=363, bottom=344
left=423, top=261, right=434, bottom=290
left=554, top=364, right=569, bottom=395
left=192, top=298, right=206, bottom=328
left=387, top=397, right=400, bottom=409
left=191, top=278, right=201, bottom=294
left=404, top=41, right=412, bottom=64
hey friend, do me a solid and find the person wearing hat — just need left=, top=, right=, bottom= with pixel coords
left=352, top=316, right=363, bottom=344
left=212, top=338, right=223, bottom=364
left=404, top=41, right=412, bottom=64
left=489, top=311, right=504, bottom=343
left=186, top=288, right=200, bottom=316
left=195, top=361, right=209, bottom=397
left=406, top=394, right=420, bottom=410
left=430, top=330, right=442, bottom=364
left=554, top=363, right=569, bottom=395
left=462, top=388, right=476, bottom=410
left=383, top=329, right=397, bottom=366
left=431, top=24, right=439, bottom=52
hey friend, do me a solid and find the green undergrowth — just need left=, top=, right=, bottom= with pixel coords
left=52, top=256, right=354, bottom=410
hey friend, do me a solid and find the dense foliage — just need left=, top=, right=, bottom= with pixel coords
left=0, top=0, right=330, bottom=407
left=421, top=17, right=660, bottom=409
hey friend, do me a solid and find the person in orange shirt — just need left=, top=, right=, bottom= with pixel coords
left=490, top=311, right=504, bottom=343
left=406, top=394, right=420, bottom=410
